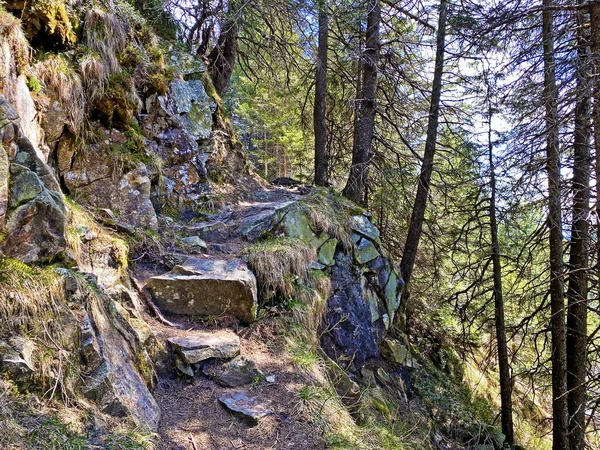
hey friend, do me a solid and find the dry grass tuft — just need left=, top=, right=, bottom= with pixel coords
left=32, top=54, right=85, bottom=132
left=79, top=50, right=108, bottom=101
left=0, top=8, right=30, bottom=75
left=299, top=189, right=358, bottom=251
left=84, top=8, right=129, bottom=76
left=243, top=237, right=316, bottom=300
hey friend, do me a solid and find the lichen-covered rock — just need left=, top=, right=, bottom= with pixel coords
left=146, top=257, right=258, bottom=322
left=63, top=130, right=158, bottom=229
left=379, top=338, right=419, bottom=368
left=320, top=251, right=384, bottom=371
left=3, top=150, right=67, bottom=263
left=355, top=237, right=380, bottom=264
left=350, top=214, right=380, bottom=242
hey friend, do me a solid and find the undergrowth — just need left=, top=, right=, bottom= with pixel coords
left=0, top=379, right=155, bottom=449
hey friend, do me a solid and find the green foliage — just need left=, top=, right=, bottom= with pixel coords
left=26, top=75, right=41, bottom=93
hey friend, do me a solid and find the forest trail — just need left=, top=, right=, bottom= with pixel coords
left=137, top=184, right=327, bottom=450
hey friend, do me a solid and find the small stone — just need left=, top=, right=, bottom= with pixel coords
left=218, top=391, right=272, bottom=426
left=266, top=375, right=275, bottom=383
left=212, top=356, right=264, bottom=388
left=175, top=358, right=194, bottom=377
left=181, top=236, right=208, bottom=249
left=376, top=368, right=391, bottom=384
left=167, top=331, right=240, bottom=365
left=310, top=261, right=326, bottom=270
left=360, top=367, right=377, bottom=386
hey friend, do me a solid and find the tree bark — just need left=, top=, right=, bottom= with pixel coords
left=342, top=0, right=381, bottom=205
left=207, top=1, right=239, bottom=98
left=399, top=0, right=447, bottom=285
left=566, top=5, right=591, bottom=449
left=486, top=80, right=514, bottom=447
left=313, top=0, right=329, bottom=186
left=542, top=3, right=569, bottom=449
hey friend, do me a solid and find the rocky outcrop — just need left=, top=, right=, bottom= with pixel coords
left=63, top=127, right=158, bottom=230
left=146, top=257, right=258, bottom=323
left=141, top=78, right=214, bottom=215
left=0, top=96, right=67, bottom=263
left=66, top=272, right=161, bottom=431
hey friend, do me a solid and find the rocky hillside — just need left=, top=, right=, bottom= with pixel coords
left=0, top=1, right=506, bottom=449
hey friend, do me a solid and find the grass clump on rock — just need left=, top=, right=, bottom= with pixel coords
left=243, top=237, right=316, bottom=301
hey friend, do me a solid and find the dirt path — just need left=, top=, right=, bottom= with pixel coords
left=154, top=327, right=326, bottom=450
left=142, top=184, right=328, bottom=449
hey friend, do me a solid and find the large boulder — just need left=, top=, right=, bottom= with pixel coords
left=146, top=257, right=258, bottom=323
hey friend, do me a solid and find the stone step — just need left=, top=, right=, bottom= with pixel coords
left=145, top=257, right=258, bottom=323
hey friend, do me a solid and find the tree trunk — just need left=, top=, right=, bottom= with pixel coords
left=399, top=0, right=447, bottom=285
left=313, top=0, right=329, bottom=186
left=342, top=0, right=381, bottom=205
left=566, top=5, right=591, bottom=449
left=486, top=81, right=514, bottom=446
left=542, top=3, right=569, bottom=449
left=207, top=1, right=239, bottom=98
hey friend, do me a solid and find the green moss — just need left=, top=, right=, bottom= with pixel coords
left=27, top=0, right=78, bottom=46
left=26, top=75, right=41, bottom=93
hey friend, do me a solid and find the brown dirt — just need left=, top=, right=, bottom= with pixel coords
left=153, top=321, right=327, bottom=450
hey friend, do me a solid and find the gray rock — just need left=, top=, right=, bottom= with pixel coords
left=167, top=331, right=240, bottom=364
left=181, top=236, right=208, bottom=249
left=0, top=336, right=34, bottom=378
left=146, top=258, right=258, bottom=323
left=9, top=163, right=44, bottom=208
left=320, top=251, right=382, bottom=371
left=218, top=391, right=272, bottom=426
left=355, top=238, right=380, bottom=264
left=0, top=143, right=9, bottom=228
left=210, top=356, right=264, bottom=387
left=78, top=287, right=161, bottom=431
left=63, top=129, right=157, bottom=230
left=168, top=49, right=207, bottom=77
left=3, top=182, right=67, bottom=263
left=350, top=215, right=380, bottom=242
left=318, top=238, right=337, bottom=266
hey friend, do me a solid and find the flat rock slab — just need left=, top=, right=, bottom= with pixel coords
left=168, top=331, right=240, bottom=364
left=146, top=258, right=258, bottom=323
left=218, top=391, right=272, bottom=426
